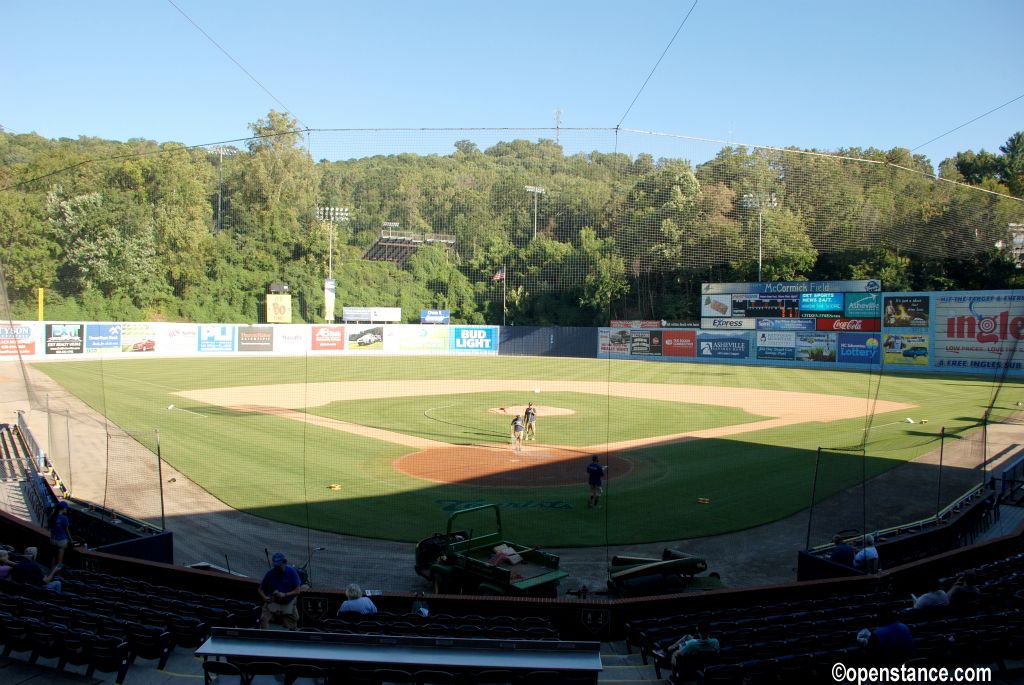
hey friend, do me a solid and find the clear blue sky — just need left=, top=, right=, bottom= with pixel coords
left=5, top=1, right=1022, bottom=170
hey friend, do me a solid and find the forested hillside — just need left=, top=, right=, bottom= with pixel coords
left=1, top=112, right=1022, bottom=325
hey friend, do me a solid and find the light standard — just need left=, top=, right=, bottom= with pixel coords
left=524, top=185, right=545, bottom=240
left=317, top=206, right=349, bottom=321
left=742, top=191, right=777, bottom=281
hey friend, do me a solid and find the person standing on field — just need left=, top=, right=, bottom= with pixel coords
left=587, top=455, right=607, bottom=509
left=524, top=402, right=538, bottom=441
left=510, top=414, right=525, bottom=452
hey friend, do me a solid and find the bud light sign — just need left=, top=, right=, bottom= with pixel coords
left=451, top=326, right=499, bottom=354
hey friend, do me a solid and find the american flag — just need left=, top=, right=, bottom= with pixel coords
left=491, top=266, right=506, bottom=282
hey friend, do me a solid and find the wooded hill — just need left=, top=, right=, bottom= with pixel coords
left=2, top=112, right=1022, bottom=325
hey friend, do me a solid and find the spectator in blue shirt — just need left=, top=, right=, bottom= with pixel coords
left=259, top=552, right=303, bottom=629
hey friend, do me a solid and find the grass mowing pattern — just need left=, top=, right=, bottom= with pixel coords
left=306, top=391, right=766, bottom=446
left=32, top=356, right=1018, bottom=546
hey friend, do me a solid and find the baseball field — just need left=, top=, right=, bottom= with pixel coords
left=31, top=355, right=1016, bottom=547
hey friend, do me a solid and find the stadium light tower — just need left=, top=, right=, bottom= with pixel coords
left=742, top=192, right=777, bottom=281
left=317, top=206, right=350, bottom=280
left=525, top=185, right=545, bottom=240
left=317, top=206, right=349, bottom=322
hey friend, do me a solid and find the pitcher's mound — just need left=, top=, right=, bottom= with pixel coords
left=396, top=444, right=632, bottom=487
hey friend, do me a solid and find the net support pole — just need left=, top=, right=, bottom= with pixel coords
left=156, top=430, right=166, bottom=531
left=935, top=427, right=945, bottom=520
left=861, top=448, right=867, bottom=544
left=805, top=447, right=822, bottom=550
left=45, top=394, right=51, bottom=471
left=982, top=410, right=989, bottom=490
left=65, top=409, right=73, bottom=495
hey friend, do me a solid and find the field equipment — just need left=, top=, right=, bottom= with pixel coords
left=414, top=504, right=567, bottom=597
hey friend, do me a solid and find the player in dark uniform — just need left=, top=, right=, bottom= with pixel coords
left=587, top=455, right=607, bottom=509
left=510, top=414, right=525, bottom=452
left=524, top=402, right=537, bottom=441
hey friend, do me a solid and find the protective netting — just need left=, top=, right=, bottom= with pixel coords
left=104, top=428, right=164, bottom=529
left=2, top=126, right=1023, bottom=592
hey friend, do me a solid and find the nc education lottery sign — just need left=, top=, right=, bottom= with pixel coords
left=450, top=326, right=499, bottom=354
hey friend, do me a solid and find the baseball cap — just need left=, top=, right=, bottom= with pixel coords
left=57, top=501, right=69, bottom=509
left=272, top=552, right=286, bottom=566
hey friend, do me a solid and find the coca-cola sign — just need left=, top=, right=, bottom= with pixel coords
left=816, top=318, right=880, bottom=332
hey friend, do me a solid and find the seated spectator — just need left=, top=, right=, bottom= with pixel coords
left=865, top=609, right=915, bottom=665
left=853, top=534, right=879, bottom=572
left=0, top=550, right=12, bottom=580
left=258, top=552, right=302, bottom=630
left=10, top=547, right=62, bottom=591
left=653, top=622, right=719, bottom=678
left=912, top=579, right=950, bottom=610
left=829, top=534, right=855, bottom=566
left=338, top=584, right=378, bottom=615
left=947, top=571, right=981, bottom=608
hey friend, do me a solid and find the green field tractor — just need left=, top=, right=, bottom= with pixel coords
left=414, top=505, right=568, bottom=597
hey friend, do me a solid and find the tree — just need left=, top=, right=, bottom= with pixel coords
left=1001, top=131, right=1024, bottom=198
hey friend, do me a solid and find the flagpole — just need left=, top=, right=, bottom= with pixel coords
left=502, top=264, right=507, bottom=326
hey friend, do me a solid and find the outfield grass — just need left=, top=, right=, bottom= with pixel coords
left=32, top=355, right=1020, bottom=546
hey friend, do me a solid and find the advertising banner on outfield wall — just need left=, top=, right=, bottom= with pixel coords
left=798, top=292, right=844, bottom=318
left=238, top=326, right=274, bottom=352
left=450, top=326, right=499, bottom=354
left=815, top=318, right=880, bottom=333
left=757, top=318, right=816, bottom=331
left=121, top=323, right=157, bottom=353
left=702, top=317, right=756, bottom=330
left=884, top=295, right=930, bottom=328
left=845, top=292, right=882, bottom=318
left=84, top=324, right=121, bottom=353
left=609, top=319, right=660, bottom=328
left=598, top=328, right=630, bottom=355
left=696, top=331, right=750, bottom=359
left=45, top=324, right=83, bottom=355
left=933, top=291, right=1024, bottom=372
left=629, top=330, right=663, bottom=356
left=311, top=325, right=345, bottom=351
left=198, top=325, right=235, bottom=353
left=662, top=330, right=696, bottom=357
left=0, top=324, right=36, bottom=356
left=161, top=324, right=200, bottom=355
left=273, top=325, right=310, bottom=355
left=701, top=295, right=732, bottom=317
left=882, top=333, right=930, bottom=366
left=756, top=331, right=796, bottom=360
left=347, top=325, right=385, bottom=350
left=795, top=332, right=837, bottom=363
left=387, top=325, right=449, bottom=353
left=838, top=332, right=882, bottom=365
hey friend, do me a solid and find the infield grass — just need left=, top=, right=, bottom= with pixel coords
left=32, top=355, right=1021, bottom=546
